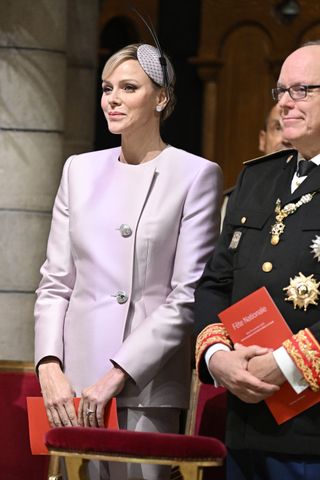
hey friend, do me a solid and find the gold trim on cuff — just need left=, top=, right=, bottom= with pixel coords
left=195, top=323, right=232, bottom=372
left=283, top=328, right=320, bottom=392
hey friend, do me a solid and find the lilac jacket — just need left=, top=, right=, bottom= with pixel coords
left=34, top=146, right=222, bottom=408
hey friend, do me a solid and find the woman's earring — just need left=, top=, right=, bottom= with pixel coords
left=156, top=105, right=163, bottom=112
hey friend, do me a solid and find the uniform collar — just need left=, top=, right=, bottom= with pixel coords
left=284, top=154, right=320, bottom=203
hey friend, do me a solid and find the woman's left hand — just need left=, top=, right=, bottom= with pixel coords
left=78, top=366, right=128, bottom=427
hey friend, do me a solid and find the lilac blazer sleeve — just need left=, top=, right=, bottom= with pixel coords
left=34, top=157, right=75, bottom=366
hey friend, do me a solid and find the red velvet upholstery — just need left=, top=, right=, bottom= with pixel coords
left=0, top=368, right=49, bottom=480
left=194, top=384, right=227, bottom=480
left=46, top=427, right=226, bottom=460
left=195, top=384, right=227, bottom=440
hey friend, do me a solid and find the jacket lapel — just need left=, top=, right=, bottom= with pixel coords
left=119, top=162, right=158, bottom=229
left=275, top=151, right=298, bottom=205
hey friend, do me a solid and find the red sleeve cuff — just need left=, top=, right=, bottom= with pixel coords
left=283, top=328, right=320, bottom=392
left=195, top=323, right=233, bottom=373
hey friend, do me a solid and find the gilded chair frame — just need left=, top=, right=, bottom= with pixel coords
left=48, top=447, right=222, bottom=480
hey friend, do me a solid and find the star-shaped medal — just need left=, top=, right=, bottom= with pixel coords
left=283, top=272, right=320, bottom=311
left=310, top=235, right=320, bottom=262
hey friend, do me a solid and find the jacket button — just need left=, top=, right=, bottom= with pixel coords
left=241, top=217, right=247, bottom=224
left=116, top=291, right=128, bottom=304
left=119, top=224, right=132, bottom=237
left=262, top=262, right=273, bottom=272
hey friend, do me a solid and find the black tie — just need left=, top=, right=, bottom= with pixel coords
left=297, top=160, right=317, bottom=177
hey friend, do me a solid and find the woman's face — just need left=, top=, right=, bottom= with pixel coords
left=101, top=59, right=163, bottom=136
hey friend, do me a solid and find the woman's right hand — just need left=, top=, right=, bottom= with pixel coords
left=38, top=357, right=78, bottom=427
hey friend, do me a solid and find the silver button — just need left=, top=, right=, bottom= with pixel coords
left=119, top=224, right=132, bottom=238
left=116, top=290, right=128, bottom=304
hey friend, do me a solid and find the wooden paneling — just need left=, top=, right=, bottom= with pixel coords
left=216, top=25, right=272, bottom=188
left=99, top=0, right=159, bottom=42
left=197, top=0, right=320, bottom=189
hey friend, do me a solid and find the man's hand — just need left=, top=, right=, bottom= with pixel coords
left=78, top=366, right=128, bottom=428
left=209, top=345, right=280, bottom=403
left=246, top=349, right=286, bottom=386
left=38, top=357, right=78, bottom=427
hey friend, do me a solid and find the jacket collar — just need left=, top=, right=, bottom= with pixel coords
left=278, top=151, right=320, bottom=203
left=286, top=165, right=320, bottom=203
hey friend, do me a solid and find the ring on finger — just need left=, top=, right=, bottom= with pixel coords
left=86, top=408, right=95, bottom=416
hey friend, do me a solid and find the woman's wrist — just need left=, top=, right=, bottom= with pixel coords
left=37, top=356, right=62, bottom=373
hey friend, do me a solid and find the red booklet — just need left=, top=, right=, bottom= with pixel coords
left=218, top=286, right=320, bottom=424
left=27, top=397, right=119, bottom=454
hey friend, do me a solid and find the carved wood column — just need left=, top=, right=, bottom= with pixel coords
left=192, top=59, right=223, bottom=161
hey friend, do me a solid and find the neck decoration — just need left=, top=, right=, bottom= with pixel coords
left=270, top=193, right=317, bottom=245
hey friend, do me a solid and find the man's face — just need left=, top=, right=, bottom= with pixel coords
left=259, top=104, right=291, bottom=154
left=277, top=46, right=320, bottom=158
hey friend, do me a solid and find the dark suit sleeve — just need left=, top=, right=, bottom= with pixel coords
left=194, top=170, right=246, bottom=383
left=194, top=169, right=246, bottom=335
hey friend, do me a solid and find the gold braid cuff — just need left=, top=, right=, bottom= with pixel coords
left=195, top=323, right=233, bottom=372
left=283, top=328, right=320, bottom=392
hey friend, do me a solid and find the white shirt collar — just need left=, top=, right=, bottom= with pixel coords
left=297, top=152, right=320, bottom=166
left=292, top=152, right=320, bottom=193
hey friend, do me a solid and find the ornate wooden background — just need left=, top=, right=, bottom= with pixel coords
left=98, top=0, right=320, bottom=189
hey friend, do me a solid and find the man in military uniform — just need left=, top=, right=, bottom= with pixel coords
left=195, top=42, right=320, bottom=480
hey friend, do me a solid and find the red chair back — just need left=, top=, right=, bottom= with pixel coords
left=0, top=361, right=49, bottom=480
left=195, top=383, right=227, bottom=480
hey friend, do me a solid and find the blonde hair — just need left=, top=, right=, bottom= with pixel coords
left=102, top=43, right=176, bottom=121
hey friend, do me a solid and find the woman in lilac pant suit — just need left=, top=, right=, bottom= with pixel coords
left=34, top=43, right=223, bottom=479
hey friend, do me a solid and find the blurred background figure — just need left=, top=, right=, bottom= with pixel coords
left=221, top=103, right=292, bottom=227
left=258, top=103, right=292, bottom=154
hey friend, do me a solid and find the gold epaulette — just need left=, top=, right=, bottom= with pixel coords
left=243, top=148, right=297, bottom=166
left=283, top=328, right=320, bottom=392
left=195, top=323, right=233, bottom=372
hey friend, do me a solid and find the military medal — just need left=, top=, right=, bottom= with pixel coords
left=283, top=272, right=320, bottom=311
left=270, top=193, right=316, bottom=245
left=310, top=235, right=320, bottom=262
left=229, top=231, right=242, bottom=250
